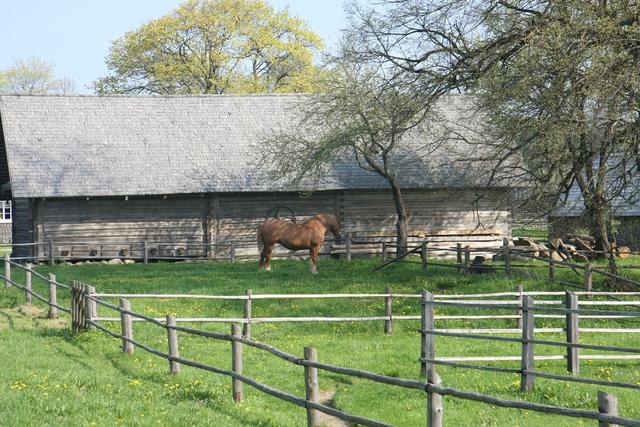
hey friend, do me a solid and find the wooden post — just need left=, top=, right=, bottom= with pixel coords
left=71, top=281, right=87, bottom=333
left=167, top=315, right=180, bottom=374
left=503, top=238, right=511, bottom=276
left=346, top=233, right=352, bottom=262
left=243, top=289, right=252, bottom=339
left=464, top=246, right=471, bottom=275
left=230, top=242, right=236, bottom=262
left=516, top=284, right=524, bottom=329
left=565, top=291, right=579, bottom=375
left=585, top=263, right=593, bottom=292
left=85, top=284, right=96, bottom=329
left=143, top=241, right=149, bottom=265
left=49, top=240, right=55, bottom=266
left=4, top=254, right=10, bottom=288
left=304, top=347, right=320, bottom=427
left=25, top=263, right=32, bottom=305
left=427, top=369, right=443, bottom=427
left=520, top=295, right=535, bottom=392
left=456, top=243, right=462, bottom=273
left=548, top=249, right=555, bottom=280
left=381, top=242, right=387, bottom=262
left=597, top=391, right=618, bottom=427
left=120, top=298, right=134, bottom=354
left=421, top=242, right=428, bottom=273
left=421, top=290, right=435, bottom=378
left=231, top=324, right=243, bottom=402
left=48, top=273, right=57, bottom=320
left=384, top=287, right=393, bottom=334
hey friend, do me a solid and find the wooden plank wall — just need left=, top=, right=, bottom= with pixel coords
left=12, top=198, right=34, bottom=257
left=38, top=197, right=205, bottom=257
left=25, top=188, right=511, bottom=259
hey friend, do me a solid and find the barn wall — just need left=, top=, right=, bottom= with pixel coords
left=29, top=188, right=512, bottom=259
left=37, top=196, right=206, bottom=257
left=343, top=189, right=510, bottom=237
left=12, top=198, right=34, bottom=257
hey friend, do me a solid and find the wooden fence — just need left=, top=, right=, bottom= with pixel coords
left=420, top=290, right=640, bottom=393
left=2, top=259, right=640, bottom=425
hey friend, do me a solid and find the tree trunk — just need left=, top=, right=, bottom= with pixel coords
left=584, top=198, right=618, bottom=277
left=390, top=182, right=409, bottom=255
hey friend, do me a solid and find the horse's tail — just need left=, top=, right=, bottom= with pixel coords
left=257, top=223, right=265, bottom=254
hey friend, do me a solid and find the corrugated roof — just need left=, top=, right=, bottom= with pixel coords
left=0, top=94, right=492, bottom=198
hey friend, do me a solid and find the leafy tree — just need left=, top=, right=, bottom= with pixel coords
left=0, top=56, right=74, bottom=94
left=345, top=0, right=640, bottom=274
left=262, top=51, right=435, bottom=255
left=93, top=0, right=325, bottom=94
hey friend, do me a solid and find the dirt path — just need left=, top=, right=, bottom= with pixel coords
left=318, top=390, right=350, bottom=427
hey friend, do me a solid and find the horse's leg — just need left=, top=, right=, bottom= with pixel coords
left=264, top=244, right=274, bottom=271
left=309, top=245, right=319, bottom=274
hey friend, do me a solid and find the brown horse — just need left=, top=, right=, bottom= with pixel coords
left=257, top=213, right=341, bottom=273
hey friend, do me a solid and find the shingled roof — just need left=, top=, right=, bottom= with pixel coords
left=0, top=94, right=491, bottom=199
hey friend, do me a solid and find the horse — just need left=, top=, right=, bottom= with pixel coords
left=257, top=213, right=341, bottom=273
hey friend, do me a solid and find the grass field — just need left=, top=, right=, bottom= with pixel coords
left=1, top=257, right=639, bottom=426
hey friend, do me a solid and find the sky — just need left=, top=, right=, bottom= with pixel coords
left=0, top=0, right=348, bottom=94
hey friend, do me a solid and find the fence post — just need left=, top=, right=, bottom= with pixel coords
left=4, top=254, right=10, bottom=288
left=143, top=241, right=149, bottom=265
left=456, top=243, right=462, bottom=273
left=503, top=238, right=511, bottom=276
left=346, top=233, right=352, bottom=262
left=520, top=295, right=535, bottom=392
left=516, top=284, right=524, bottom=329
left=427, top=369, right=443, bottom=427
left=71, top=281, right=87, bottom=333
left=243, top=289, right=252, bottom=339
left=230, top=242, right=236, bottom=262
left=565, top=291, right=579, bottom=375
left=421, top=241, right=428, bottom=273
left=464, top=246, right=471, bottom=275
left=381, top=242, right=387, bottom=262
left=548, top=249, right=555, bottom=280
left=421, top=290, right=435, bottom=378
left=120, top=298, right=134, bottom=354
left=231, top=324, right=243, bottom=402
left=85, top=284, right=96, bottom=329
left=49, top=240, right=55, bottom=266
left=25, top=263, right=32, bottom=305
left=48, top=273, right=57, bottom=320
left=585, top=263, right=593, bottom=292
left=304, top=347, right=320, bottom=427
left=597, top=391, right=618, bottom=427
left=167, top=315, right=180, bottom=374
left=384, top=286, right=393, bottom=334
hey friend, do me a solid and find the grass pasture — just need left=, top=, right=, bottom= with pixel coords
left=1, top=257, right=640, bottom=426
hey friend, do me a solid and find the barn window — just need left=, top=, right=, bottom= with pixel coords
left=0, top=201, right=11, bottom=223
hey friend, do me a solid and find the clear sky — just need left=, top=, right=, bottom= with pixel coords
left=0, top=0, right=348, bottom=94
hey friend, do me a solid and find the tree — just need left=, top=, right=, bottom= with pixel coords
left=93, top=0, right=325, bottom=94
left=344, top=0, right=640, bottom=275
left=0, top=56, right=74, bottom=94
left=262, top=52, right=435, bottom=254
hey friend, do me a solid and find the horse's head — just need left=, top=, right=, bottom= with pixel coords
left=323, top=214, right=342, bottom=243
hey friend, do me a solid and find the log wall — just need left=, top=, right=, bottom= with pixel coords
left=16, top=188, right=512, bottom=258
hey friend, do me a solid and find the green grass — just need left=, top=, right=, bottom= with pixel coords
left=1, top=257, right=639, bottom=426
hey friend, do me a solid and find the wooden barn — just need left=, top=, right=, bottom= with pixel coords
left=0, top=94, right=513, bottom=260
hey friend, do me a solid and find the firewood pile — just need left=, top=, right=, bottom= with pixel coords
left=511, top=235, right=631, bottom=262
